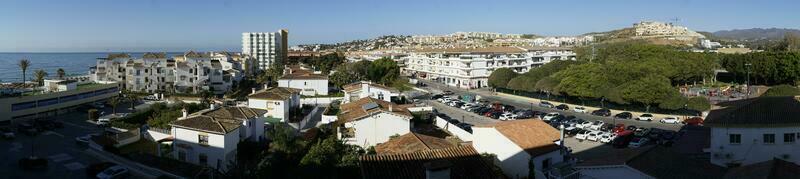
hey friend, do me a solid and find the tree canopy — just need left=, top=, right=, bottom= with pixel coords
left=488, top=68, right=518, bottom=88
left=762, top=85, right=800, bottom=97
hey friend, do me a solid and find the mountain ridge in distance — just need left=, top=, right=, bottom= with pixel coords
left=712, top=28, right=800, bottom=41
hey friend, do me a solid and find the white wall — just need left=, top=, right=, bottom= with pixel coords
left=172, top=127, right=238, bottom=171
left=300, top=97, right=343, bottom=105
left=345, top=112, right=410, bottom=148
left=279, top=79, right=329, bottom=96
left=472, top=127, right=532, bottom=178
left=249, top=98, right=289, bottom=121
left=434, top=116, right=473, bottom=141
left=709, top=126, right=800, bottom=166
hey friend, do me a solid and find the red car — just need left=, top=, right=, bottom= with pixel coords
left=613, top=124, right=626, bottom=134
left=683, top=117, right=704, bottom=126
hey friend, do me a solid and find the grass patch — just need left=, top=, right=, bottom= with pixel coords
left=119, top=139, right=158, bottom=155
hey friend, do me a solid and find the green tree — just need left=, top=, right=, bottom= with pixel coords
left=534, top=76, right=561, bottom=98
left=108, top=97, right=121, bottom=114
left=367, top=58, right=399, bottom=85
left=488, top=68, right=518, bottom=88
left=18, top=59, right=30, bottom=83
left=658, top=95, right=688, bottom=110
left=687, top=97, right=711, bottom=112
left=620, top=75, right=677, bottom=112
left=33, top=69, right=48, bottom=86
left=56, top=68, right=66, bottom=79
left=553, top=63, right=609, bottom=101
left=762, top=85, right=800, bottom=97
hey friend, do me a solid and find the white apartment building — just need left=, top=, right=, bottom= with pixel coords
left=170, top=106, right=266, bottom=172
left=93, top=52, right=239, bottom=94
left=242, top=30, right=288, bottom=71
left=402, top=46, right=576, bottom=89
left=706, top=96, right=800, bottom=167
left=278, top=66, right=328, bottom=96
left=247, top=87, right=301, bottom=122
left=342, top=81, right=401, bottom=104
left=336, top=97, right=412, bottom=148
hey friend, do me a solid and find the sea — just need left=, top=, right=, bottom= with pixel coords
left=0, top=53, right=182, bottom=83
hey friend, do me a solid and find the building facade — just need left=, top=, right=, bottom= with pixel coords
left=93, top=52, right=240, bottom=94
left=0, top=81, right=119, bottom=123
left=402, top=46, right=576, bottom=89
left=242, top=30, right=288, bottom=71
left=336, top=97, right=412, bottom=148
left=278, top=66, right=329, bottom=96
left=170, top=106, right=267, bottom=172
left=342, top=81, right=401, bottom=104
left=472, top=120, right=568, bottom=178
left=706, top=97, right=800, bottom=167
left=247, top=87, right=301, bottom=122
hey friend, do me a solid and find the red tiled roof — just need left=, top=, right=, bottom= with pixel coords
left=248, top=87, right=300, bottom=100
left=475, top=120, right=560, bottom=156
left=337, top=97, right=412, bottom=123
left=359, top=145, right=496, bottom=179
left=375, top=132, right=455, bottom=155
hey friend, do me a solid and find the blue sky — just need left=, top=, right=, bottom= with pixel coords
left=1, top=0, right=798, bottom=52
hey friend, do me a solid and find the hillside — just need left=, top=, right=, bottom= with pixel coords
left=712, top=28, right=800, bottom=41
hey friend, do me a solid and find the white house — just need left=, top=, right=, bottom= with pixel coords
left=247, top=87, right=301, bottom=122
left=342, top=81, right=401, bottom=104
left=706, top=96, right=800, bottom=167
left=472, top=120, right=567, bottom=178
left=43, top=79, right=77, bottom=92
left=278, top=67, right=328, bottom=96
left=336, top=97, right=412, bottom=148
left=169, top=105, right=267, bottom=172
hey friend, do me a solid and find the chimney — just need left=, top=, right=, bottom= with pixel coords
left=210, top=103, right=217, bottom=110
left=559, top=124, right=566, bottom=148
left=264, top=84, right=269, bottom=90
left=424, top=160, right=451, bottom=179
left=181, top=108, right=188, bottom=119
left=251, top=88, right=256, bottom=94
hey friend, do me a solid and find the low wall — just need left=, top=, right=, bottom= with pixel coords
left=435, top=116, right=473, bottom=142
left=301, top=97, right=343, bottom=105
left=407, top=106, right=434, bottom=112
left=145, top=128, right=172, bottom=142
left=290, top=106, right=324, bottom=131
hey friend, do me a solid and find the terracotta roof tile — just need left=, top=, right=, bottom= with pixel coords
left=248, top=87, right=300, bottom=100
left=337, top=97, right=412, bottom=123
left=375, top=133, right=455, bottom=155
left=170, top=106, right=266, bottom=135
left=475, top=120, right=560, bottom=156
left=706, top=96, right=800, bottom=127
left=359, top=145, right=496, bottom=179
left=342, top=81, right=399, bottom=93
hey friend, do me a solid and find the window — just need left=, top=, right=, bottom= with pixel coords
left=542, top=158, right=551, bottom=170
left=199, top=153, right=208, bottom=165
left=764, top=134, right=775, bottom=144
left=785, top=133, right=796, bottom=143
left=178, top=151, right=186, bottom=161
left=729, top=134, right=741, bottom=144
left=304, top=82, right=307, bottom=85
left=198, top=134, right=209, bottom=145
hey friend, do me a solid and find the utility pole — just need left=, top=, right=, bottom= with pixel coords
left=745, top=63, right=752, bottom=98
left=590, top=45, right=595, bottom=62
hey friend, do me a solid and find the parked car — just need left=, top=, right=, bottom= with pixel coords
left=96, top=118, right=111, bottom=127
left=566, top=128, right=584, bottom=136
left=460, top=103, right=478, bottom=110
left=1, top=127, right=15, bottom=139
left=590, top=121, right=606, bottom=130
left=542, top=112, right=560, bottom=121
left=442, top=90, right=454, bottom=95
left=628, top=137, right=650, bottom=148
left=86, top=162, right=117, bottom=177
left=600, top=133, right=616, bottom=143
left=587, top=131, right=601, bottom=142
left=613, top=124, right=626, bottom=134
left=539, top=101, right=555, bottom=108
left=499, top=113, right=518, bottom=121
left=660, top=116, right=680, bottom=124
left=577, top=121, right=593, bottom=129
left=555, top=104, right=569, bottom=110
left=600, top=123, right=614, bottom=132
left=75, top=134, right=97, bottom=146
left=591, top=108, right=611, bottom=117
left=516, top=110, right=535, bottom=119
left=637, top=114, right=654, bottom=121
left=626, top=125, right=638, bottom=131
left=573, top=106, right=587, bottom=113
left=683, top=117, right=704, bottom=126
left=614, top=112, right=632, bottom=119
left=575, top=130, right=590, bottom=141
left=96, top=165, right=129, bottom=179
left=431, top=94, right=444, bottom=100
left=634, top=127, right=650, bottom=137
left=612, top=130, right=635, bottom=148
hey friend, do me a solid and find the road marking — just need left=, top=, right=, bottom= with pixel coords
left=64, top=162, right=85, bottom=170
left=49, top=153, right=73, bottom=162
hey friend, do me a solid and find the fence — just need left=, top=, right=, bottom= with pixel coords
left=145, top=127, right=172, bottom=142
left=434, top=116, right=473, bottom=142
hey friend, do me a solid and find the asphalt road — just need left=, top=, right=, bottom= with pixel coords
left=416, top=80, right=682, bottom=131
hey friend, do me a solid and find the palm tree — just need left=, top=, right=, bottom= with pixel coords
left=127, top=93, right=141, bottom=111
left=108, top=97, right=121, bottom=114
left=56, top=68, right=66, bottom=79
left=33, top=69, right=48, bottom=86
left=18, top=59, right=30, bottom=83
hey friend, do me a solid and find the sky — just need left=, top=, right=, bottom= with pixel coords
left=1, top=0, right=798, bottom=52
